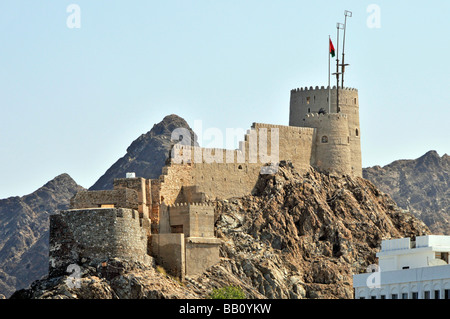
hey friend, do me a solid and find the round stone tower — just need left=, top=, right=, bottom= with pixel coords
left=303, top=113, right=352, bottom=176
left=289, top=86, right=362, bottom=177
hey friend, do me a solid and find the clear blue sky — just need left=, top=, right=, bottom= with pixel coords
left=0, top=0, right=449, bottom=198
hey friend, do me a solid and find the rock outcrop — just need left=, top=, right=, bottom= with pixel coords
left=0, top=174, right=84, bottom=298
left=10, top=162, right=430, bottom=299
left=363, top=151, right=450, bottom=235
left=10, top=258, right=198, bottom=299
left=89, top=114, right=198, bottom=191
left=184, top=161, right=429, bottom=299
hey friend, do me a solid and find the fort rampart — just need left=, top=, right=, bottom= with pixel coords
left=49, top=208, right=151, bottom=275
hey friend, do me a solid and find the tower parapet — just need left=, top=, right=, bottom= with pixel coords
left=289, top=86, right=358, bottom=125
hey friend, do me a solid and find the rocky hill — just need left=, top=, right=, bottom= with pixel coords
left=363, top=151, right=449, bottom=235
left=191, top=162, right=430, bottom=299
left=0, top=174, right=84, bottom=298
left=10, top=162, right=429, bottom=299
left=89, top=114, right=198, bottom=190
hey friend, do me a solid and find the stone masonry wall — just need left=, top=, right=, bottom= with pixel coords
left=156, top=123, right=315, bottom=205
left=70, top=189, right=139, bottom=210
left=168, top=203, right=215, bottom=238
left=113, top=178, right=151, bottom=214
left=185, top=237, right=221, bottom=276
left=303, top=113, right=352, bottom=176
left=151, top=233, right=185, bottom=279
left=49, top=208, right=150, bottom=276
left=113, top=177, right=152, bottom=235
left=289, top=86, right=358, bottom=125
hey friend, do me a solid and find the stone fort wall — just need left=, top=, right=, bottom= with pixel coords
left=70, top=188, right=139, bottom=210
left=49, top=208, right=151, bottom=275
left=168, top=202, right=215, bottom=238
left=303, top=113, right=352, bottom=176
left=155, top=123, right=315, bottom=206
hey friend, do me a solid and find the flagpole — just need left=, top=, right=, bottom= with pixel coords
left=328, top=35, right=331, bottom=114
left=336, top=25, right=339, bottom=113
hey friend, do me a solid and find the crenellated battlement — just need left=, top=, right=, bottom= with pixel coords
left=289, top=85, right=359, bottom=126
left=168, top=202, right=213, bottom=208
left=290, top=85, right=358, bottom=92
left=252, top=122, right=315, bottom=134
left=305, top=113, right=348, bottom=119
left=172, top=144, right=236, bottom=155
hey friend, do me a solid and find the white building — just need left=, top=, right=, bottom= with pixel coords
left=353, top=235, right=450, bottom=299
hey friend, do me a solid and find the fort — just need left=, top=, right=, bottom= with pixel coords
left=49, top=85, right=362, bottom=280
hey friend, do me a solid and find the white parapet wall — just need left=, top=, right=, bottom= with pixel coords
left=376, top=235, right=450, bottom=272
left=416, top=235, right=450, bottom=248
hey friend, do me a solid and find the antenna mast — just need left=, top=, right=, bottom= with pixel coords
left=341, top=10, right=352, bottom=89
left=333, top=23, right=344, bottom=113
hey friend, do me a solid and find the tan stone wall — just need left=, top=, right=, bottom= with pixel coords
left=185, top=238, right=221, bottom=276
left=178, top=186, right=206, bottom=203
left=113, top=177, right=148, bottom=205
left=159, top=123, right=315, bottom=202
left=151, top=234, right=220, bottom=278
left=337, top=91, right=362, bottom=177
left=159, top=163, right=193, bottom=204
left=149, top=164, right=193, bottom=230
left=151, top=233, right=185, bottom=279
left=113, top=177, right=152, bottom=220
left=150, top=179, right=161, bottom=226
left=168, top=203, right=215, bottom=238
left=70, top=189, right=139, bottom=210
left=189, top=162, right=262, bottom=200
left=303, top=113, right=352, bottom=176
left=50, top=208, right=151, bottom=273
left=158, top=204, right=171, bottom=233
left=189, top=206, right=215, bottom=237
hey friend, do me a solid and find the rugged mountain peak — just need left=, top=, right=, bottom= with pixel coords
left=363, top=150, right=449, bottom=235
left=127, top=114, right=197, bottom=156
left=415, top=150, right=445, bottom=169
left=422, top=150, right=440, bottom=158
left=90, top=114, right=197, bottom=190
left=0, top=174, right=84, bottom=298
left=22, top=174, right=85, bottom=213
left=48, top=173, right=76, bottom=184
left=150, top=114, right=194, bottom=137
left=30, top=173, right=82, bottom=194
